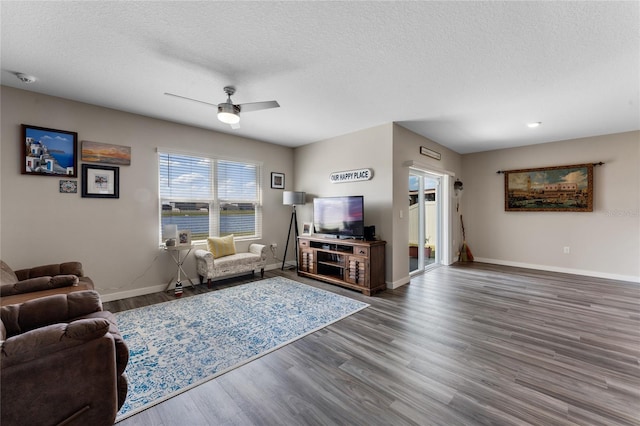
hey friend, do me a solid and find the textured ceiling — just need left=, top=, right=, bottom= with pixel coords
left=1, top=1, right=638, bottom=154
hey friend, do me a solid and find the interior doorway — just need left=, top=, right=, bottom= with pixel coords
left=409, top=171, right=441, bottom=274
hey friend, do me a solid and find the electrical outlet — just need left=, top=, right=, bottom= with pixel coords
left=270, top=243, right=277, bottom=249
left=563, top=246, right=570, bottom=254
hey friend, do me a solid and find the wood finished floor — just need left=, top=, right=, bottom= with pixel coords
left=105, top=263, right=640, bottom=426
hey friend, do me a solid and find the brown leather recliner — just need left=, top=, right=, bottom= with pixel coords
left=1, top=260, right=94, bottom=306
left=0, top=290, right=128, bottom=426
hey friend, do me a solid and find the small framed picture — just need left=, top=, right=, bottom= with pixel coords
left=178, top=230, right=191, bottom=245
left=59, top=180, right=77, bottom=193
left=302, top=222, right=313, bottom=235
left=81, top=164, right=119, bottom=198
left=271, top=172, right=285, bottom=189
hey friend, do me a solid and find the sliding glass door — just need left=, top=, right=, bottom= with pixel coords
left=409, top=170, right=441, bottom=274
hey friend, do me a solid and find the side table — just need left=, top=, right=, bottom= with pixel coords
left=164, top=244, right=196, bottom=294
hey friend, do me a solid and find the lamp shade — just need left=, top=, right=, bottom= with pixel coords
left=162, top=224, right=178, bottom=240
left=283, top=191, right=306, bottom=206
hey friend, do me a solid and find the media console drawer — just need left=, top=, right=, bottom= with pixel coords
left=297, top=236, right=386, bottom=296
left=353, top=246, right=369, bottom=257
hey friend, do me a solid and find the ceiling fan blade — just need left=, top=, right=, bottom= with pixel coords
left=230, top=122, right=241, bottom=130
left=164, top=92, right=218, bottom=107
left=238, top=100, right=280, bottom=113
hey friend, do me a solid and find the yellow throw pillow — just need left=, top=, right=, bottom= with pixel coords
left=207, top=235, right=236, bottom=259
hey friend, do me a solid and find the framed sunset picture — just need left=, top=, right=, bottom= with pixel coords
left=81, top=140, right=131, bottom=165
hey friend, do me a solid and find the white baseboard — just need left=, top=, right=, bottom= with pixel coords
left=272, top=261, right=297, bottom=271
left=102, top=258, right=638, bottom=303
left=101, top=262, right=287, bottom=303
left=100, top=283, right=168, bottom=303
left=473, top=257, right=640, bottom=284
left=266, top=262, right=287, bottom=271
left=387, top=276, right=410, bottom=290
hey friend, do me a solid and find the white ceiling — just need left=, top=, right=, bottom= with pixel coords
left=1, top=1, right=638, bottom=154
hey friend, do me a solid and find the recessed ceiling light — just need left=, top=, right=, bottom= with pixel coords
left=527, top=122, right=541, bottom=128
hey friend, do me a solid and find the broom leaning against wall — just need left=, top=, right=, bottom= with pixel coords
left=459, top=215, right=474, bottom=262
left=454, top=179, right=473, bottom=262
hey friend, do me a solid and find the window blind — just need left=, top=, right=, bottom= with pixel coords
left=158, top=151, right=262, bottom=243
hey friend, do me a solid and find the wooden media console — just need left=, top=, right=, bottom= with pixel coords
left=297, top=236, right=386, bottom=296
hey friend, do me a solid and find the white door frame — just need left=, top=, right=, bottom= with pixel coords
left=406, top=161, right=455, bottom=267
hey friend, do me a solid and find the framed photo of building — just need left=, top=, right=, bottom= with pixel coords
left=21, top=124, right=78, bottom=177
left=271, top=172, right=285, bottom=189
left=81, top=164, right=119, bottom=198
left=504, top=163, right=593, bottom=212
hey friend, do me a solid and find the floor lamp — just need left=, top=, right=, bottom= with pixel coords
left=282, top=191, right=306, bottom=270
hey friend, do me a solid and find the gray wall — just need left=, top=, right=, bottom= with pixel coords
left=392, top=124, right=464, bottom=286
left=1, top=86, right=294, bottom=301
left=462, top=131, right=639, bottom=281
left=293, top=123, right=464, bottom=287
left=293, top=124, right=395, bottom=281
left=2, top=86, right=637, bottom=305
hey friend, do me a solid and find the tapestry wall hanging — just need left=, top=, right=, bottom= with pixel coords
left=503, top=163, right=593, bottom=212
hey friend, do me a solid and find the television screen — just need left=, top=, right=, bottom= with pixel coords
left=313, top=196, right=364, bottom=239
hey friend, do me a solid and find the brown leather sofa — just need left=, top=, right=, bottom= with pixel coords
left=1, top=260, right=94, bottom=306
left=0, top=290, right=128, bottom=426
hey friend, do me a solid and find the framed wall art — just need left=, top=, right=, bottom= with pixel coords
left=81, top=164, right=119, bottom=199
left=504, top=163, right=593, bottom=212
left=271, top=172, right=285, bottom=189
left=178, top=230, right=192, bottom=245
left=59, top=180, right=78, bottom=193
left=21, top=124, right=78, bottom=177
left=81, top=140, right=131, bottom=165
left=302, top=222, right=313, bottom=235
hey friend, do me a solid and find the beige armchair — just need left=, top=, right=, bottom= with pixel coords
left=1, top=290, right=128, bottom=426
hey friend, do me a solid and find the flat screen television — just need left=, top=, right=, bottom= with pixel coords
left=313, top=196, right=364, bottom=239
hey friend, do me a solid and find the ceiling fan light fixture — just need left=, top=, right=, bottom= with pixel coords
left=166, top=86, right=278, bottom=128
left=218, top=111, right=240, bottom=124
left=217, top=104, right=240, bottom=124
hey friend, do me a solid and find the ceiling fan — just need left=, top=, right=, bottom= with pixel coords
left=164, top=86, right=279, bottom=129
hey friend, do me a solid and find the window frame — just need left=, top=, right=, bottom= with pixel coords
left=158, top=149, right=263, bottom=245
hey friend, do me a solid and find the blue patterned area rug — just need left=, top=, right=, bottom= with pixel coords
left=115, top=277, right=368, bottom=421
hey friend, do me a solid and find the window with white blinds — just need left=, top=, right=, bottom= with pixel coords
left=158, top=151, right=262, bottom=243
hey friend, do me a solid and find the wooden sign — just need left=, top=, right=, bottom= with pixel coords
left=420, top=146, right=441, bottom=160
left=329, top=168, right=373, bottom=184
